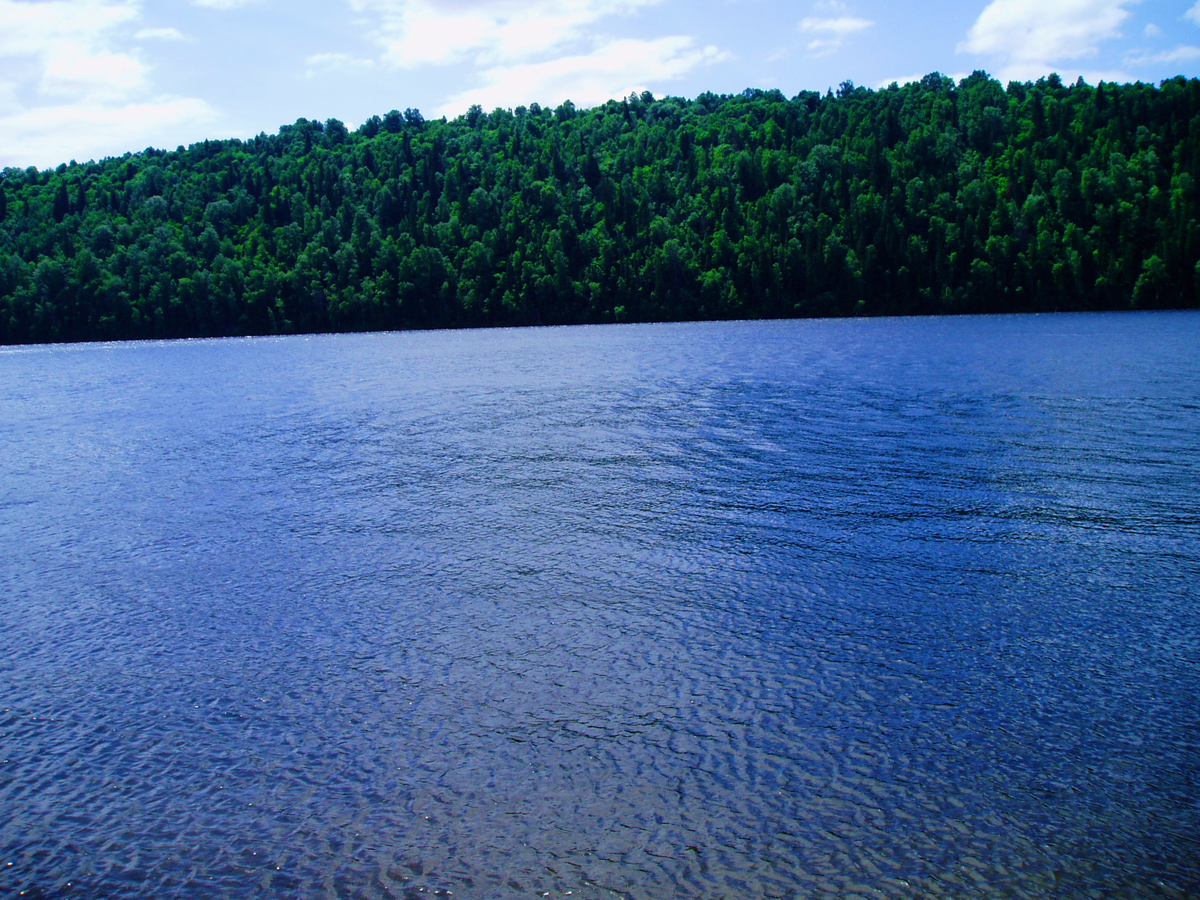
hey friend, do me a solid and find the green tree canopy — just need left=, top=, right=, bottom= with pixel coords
left=1, top=72, right=1197, bottom=345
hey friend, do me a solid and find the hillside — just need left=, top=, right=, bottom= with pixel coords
left=1, top=72, right=1197, bottom=344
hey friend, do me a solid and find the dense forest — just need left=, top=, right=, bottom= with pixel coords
left=1, top=72, right=1198, bottom=344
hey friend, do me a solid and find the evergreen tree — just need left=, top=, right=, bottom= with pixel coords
left=0, top=72, right=1197, bottom=346
left=52, top=182, right=70, bottom=223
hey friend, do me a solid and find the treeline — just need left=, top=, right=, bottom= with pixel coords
left=1, top=72, right=1198, bottom=344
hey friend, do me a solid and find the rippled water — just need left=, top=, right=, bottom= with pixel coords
left=1, top=313, right=1198, bottom=899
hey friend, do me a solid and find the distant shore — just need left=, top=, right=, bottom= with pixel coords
left=2, top=74, right=1196, bottom=346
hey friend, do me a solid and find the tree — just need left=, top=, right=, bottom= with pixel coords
left=1133, top=255, right=1168, bottom=307
left=0, top=73, right=1198, bottom=346
left=324, top=118, right=348, bottom=145
left=53, top=181, right=70, bottom=222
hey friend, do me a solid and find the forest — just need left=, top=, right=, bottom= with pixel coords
left=0, top=71, right=1197, bottom=344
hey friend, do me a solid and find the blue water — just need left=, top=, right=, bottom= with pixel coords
left=1, top=312, right=1198, bottom=899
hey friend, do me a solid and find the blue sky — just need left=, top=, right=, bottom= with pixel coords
left=2, top=0, right=1200, bottom=168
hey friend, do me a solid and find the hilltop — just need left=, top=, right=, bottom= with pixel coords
left=0, top=72, right=1197, bottom=344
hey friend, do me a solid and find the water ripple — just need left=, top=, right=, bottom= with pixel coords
left=1, top=313, right=1198, bottom=898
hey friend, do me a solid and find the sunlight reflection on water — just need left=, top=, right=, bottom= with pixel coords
left=1, top=312, right=1198, bottom=899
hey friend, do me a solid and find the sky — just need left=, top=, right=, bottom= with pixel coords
left=2, top=0, right=1200, bottom=168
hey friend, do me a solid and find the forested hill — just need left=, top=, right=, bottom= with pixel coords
left=1, top=72, right=1198, bottom=345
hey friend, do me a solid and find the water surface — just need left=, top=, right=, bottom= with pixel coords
left=1, top=313, right=1198, bottom=899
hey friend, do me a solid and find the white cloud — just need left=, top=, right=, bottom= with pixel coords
left=304, top=52, right=376, bottom=78
left=0, top=0, right=216, bottom=166
left=797, top=6, right=873, bottom=58
left=438, top=37, right=726, bottom=116
left=0, top=96, right=217, bottom=166
left=343, top=0, right=729, bottom=124
left=135, top=26, right=186, bottom=40
left=0, top=1, right=148, bottom=99
left=191, top=0, right=258, bottom=8
left=1126, top=44, right=1200, bottom=66
left=0, top=0, right=139, bottom=54
left=1188, top=2, right=1200, bottom=26
left=0, top=0, right=148, bottom=100
left=346, top=0, right=662, bottom=68
left=44, top=44, right=150, bottom=100
left=0, top=80, right=19, bottom=115
left=798, top=15, right=874, bottom=35
left=960, top=0, right=1133, bottom=81
left=306, top=51, right=370, bottom=66
left=1143, top=23, right=1163, bottom=38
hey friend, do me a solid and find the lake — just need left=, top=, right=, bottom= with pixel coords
left=1, top=312, right=1197, bottom=899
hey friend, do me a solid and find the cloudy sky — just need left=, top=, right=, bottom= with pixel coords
left=2, top=0, right=1200, bottom=168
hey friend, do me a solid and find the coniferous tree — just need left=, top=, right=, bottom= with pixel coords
left=52, top=182, right=70, bottom=223
left=0, top=73, right=1197, bottom=345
